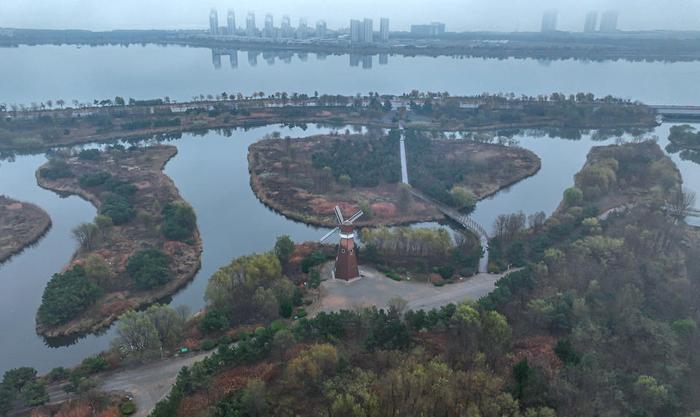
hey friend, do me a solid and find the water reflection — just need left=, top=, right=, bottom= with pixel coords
left=210, top=48, right=389, bottom=70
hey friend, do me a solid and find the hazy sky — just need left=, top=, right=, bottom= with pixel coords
left=1, top=0, right=699, bottom=32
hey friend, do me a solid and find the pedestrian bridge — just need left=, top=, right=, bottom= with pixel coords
left=410, top=189, right=491, bottom=273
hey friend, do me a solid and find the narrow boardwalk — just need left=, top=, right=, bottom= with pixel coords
left=411, top=189, right=490, bottom=273
left=397, top=123, right=490, bottom=272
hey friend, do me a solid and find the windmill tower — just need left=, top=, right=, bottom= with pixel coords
left=320, top=206, right=364, bottom=281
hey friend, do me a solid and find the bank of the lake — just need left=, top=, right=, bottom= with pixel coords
left=0, top=196, right=52, bottom=264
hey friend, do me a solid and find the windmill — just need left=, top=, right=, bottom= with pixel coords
left=320, top=206, right=364, bottom=281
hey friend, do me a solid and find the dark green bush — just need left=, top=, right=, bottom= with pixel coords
left=161, top=202, right=197, bottom=241
left=126, top=248, right=172, bottom=290
left=77, top=149, right=101, bottom=160
left=100, top=194, right=135, bottom=225
left=38, top=265, right=102, bottom=326
left=78, top=171, right=111, bottom=187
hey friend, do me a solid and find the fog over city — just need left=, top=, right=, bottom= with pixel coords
left=1, top=0, right=699, bottom=32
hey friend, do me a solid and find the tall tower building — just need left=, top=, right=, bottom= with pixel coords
left=380, top=18, right=390, bottom=42
left=600, top=10, right=619, bottom=32
left=227, top=10, right=236, bottom=35
left=584, top=11, right=598, bottom=33
left=350, top=19, right=362, bottom=44
left=298, top=18, right=308, bottom=39
left=246, top=12, right=257, bottom=37
left=281, top=15, right=292, bottom=37
left=264, top=14, right=274, bottom=38
left=316, top=20, right=327, bottom=38
left=209, top=9, right=219, bottom=35
left=363, top=18, right=374, bottom=43
left=541, top=9, right=558, bottom=32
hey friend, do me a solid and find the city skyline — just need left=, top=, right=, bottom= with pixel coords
left=1, top=0, right=698, bottom=32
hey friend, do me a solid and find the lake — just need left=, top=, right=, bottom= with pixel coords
left=0, top=44, right=699, bottom=374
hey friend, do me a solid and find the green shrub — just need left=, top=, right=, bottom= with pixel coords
left=301, top=251, right=332, bottom=273
left=46, top=367, right=70, bottom=382
left=201, top=339, right=217, bottom=351
left=126, top=249, right=172, bottom=290
left=161, top=202, right=197, bottom=241
left=39, top=159, right=74, bottom=179
left=20, top=380, right=49, bottom=406
left=78, top=149, right=101, bottom=160
left=105, top=177, right=137, bottom=196
left=120, top=400, right=137, bottom=415
left=38, top=265, right=102, bottom=326
left=100, top=194, right=135, bottom=225
left=200, top=309, right=229, bottom=334
left=79, top=171, right=112, bottom=187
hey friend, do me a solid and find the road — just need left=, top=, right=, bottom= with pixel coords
left=315, top=266, right=511, bottom=314
left=97, top=352, right=211, bottom=417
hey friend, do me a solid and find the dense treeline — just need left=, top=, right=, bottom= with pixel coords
left=150, top=303, right=555, bottom=417
left=361, top=226, right=482, bottom=278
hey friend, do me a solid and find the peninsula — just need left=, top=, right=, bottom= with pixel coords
left=35, top=145, right=202, bottom=339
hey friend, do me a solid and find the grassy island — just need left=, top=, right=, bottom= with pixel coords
left=34, top=145, right=202, bottom=338
left=0, top=93, right=657, bottom=153
left=0, top=196, right=51, bottom=264
left=249, top=129, right=541, bottom=227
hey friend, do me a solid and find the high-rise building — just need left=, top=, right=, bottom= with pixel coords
left=316, top=20, right=327, bottom=38
left=600, top=10, right=619, bottom=32
left=281, top=15, right=292, bottom=38
left=246, top=12, right=257, bottom=37
left=541, top=10, right=558, bottom=32
left=264, top=14, right=274, bottom=38
left=298, top=18, right=308, bottom=39
left=584, top=11, right=598, bottom=33
left=363, top=18, right=374, bottom=43
left=229, top=51, right=238, bottom=68
left=380, top=18, right=390, bottom=42
left=350, top=19, right=363, bottom=43
left=209, top=9, right=219, bottom=35
left=227, top=10, right=236, bottom=36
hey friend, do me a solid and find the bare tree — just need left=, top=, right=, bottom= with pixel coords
left=72, top=223, right=100, bottom=252
left=668, top=188, right=697, bottom=220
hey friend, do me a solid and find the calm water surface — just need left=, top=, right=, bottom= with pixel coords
left=0, top=44, right=699, bottom=374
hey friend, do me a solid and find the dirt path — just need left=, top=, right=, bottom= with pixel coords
left=97, top=352, right=211, bottom=417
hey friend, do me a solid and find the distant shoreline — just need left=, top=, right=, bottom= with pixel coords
left=3, top=28, right=700, bottom=62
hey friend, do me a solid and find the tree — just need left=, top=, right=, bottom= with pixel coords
left=205, top=253, right=285, bottom=325
left=100, top=194, right=135, bottom=225
left=0, top=385, right=14, bottom=416
left=126, top=249, right=172, bottom=290
left=84, top=254, right=112, bottom=283
left=72, top=222, right=100, bottom=251
left=161, top=202, right=197, bottom=241
left=450, top=186, right=476, bottom=211
left=145, top=304, right=187, bottom=349
left=114, top=96, right=126, bottom=106
left=241, top=379, right=268, bottom=417
left=274, top=235, right=295, bottom=266
left=20, top=380, right=48, bottom=407
left=668, top=188, right=696, bottom=220
left=2, top=368, right=37, bottom=391
left=38, top=265, right=102, bottom=325
left=112, top=310, right=162, bottom=359
left=563, top=187, right=584, bottom=207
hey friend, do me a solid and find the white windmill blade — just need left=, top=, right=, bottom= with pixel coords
left=334, top=206, right=344, bottom=224
left=320, top=227, right=339, bottom=243
left=347, top=210, right=364, bottom=223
